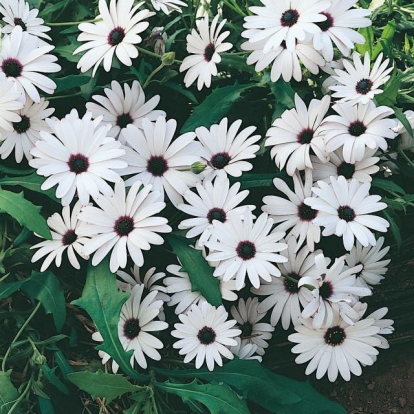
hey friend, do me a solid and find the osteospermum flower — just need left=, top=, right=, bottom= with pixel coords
left=178, top=175, right=254, bottom=245
left=29, top=110, right=127, bottom=206
left=78, top=180, right=172, bottom=273
left=0, top=26, right=60, bottom=102
left=0, top=73, right=23, bottom=131
left=265, top=94, right=330, bottom=176
left=73, top=0, right=155, bottom=76
left=86, top=80, right=165, bottom=144
left=0, top=0, right=51, bottom=40
left=0, top=97, right=54, bottom=163
left=121, top=116, right=201, bottom=206
left=171, top=302, right=241, bottom=371
left=31, top=202, right=90, bottom=272
left=206, top=210, right=288, bottom=291
left=304, top=176, right=389, bottom=251
left=329, top=52, right=393, bottom=105
left=179, top=14, right=232, bottom=90
left=320, top=101, right=397, bottom=163
left=230, top=337, right=262, bottom=362
left=196, top=117, right=261, bottom=181
left=312, top=0, right=371, bottom=62
left=150, top=0, right=187, bottom=14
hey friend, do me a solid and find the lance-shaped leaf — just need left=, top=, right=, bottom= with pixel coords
left=0, top=370, right=21, bottom=414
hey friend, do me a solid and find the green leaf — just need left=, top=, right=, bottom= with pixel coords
left=67, top=370, right=140, bottom=403
left=356, top=27, right=374, bottom=56
left=371, top=178, right=406, bottom=195
left=375, top=70, right=401, bottom=107
left=38, top=0, right=67, bottom=17
left=269, top=79, right=296, bottom=119
left=167, top=235, right=221, bottom=307
left=0, top=279, right=25, bottom=299
left=21, top=271, right=66, bottom=332
left=0, top=370, right=20, bottom=414
left=40, top=364, right=69, bottom=395
left=219, top=54, right=256, bottom=74
left=180, top=82, right=255, bottom=133
left=372, top=20, right=396, bottom=59
left=163, top=82, right=198, bottom=104
left=71, top=259, right=149, bottom=382
left=49, top=75, right=91, bottom=93
left=37, top=396, right=55, bottom=414
left=53, top=349, right=73, bottom=380
left=230, top=172, right=286, bottom=190
left=155, top=380, right=249, bottom=414
left=383, top=210, right=401, bottom=249
left=393, top=106, right=413, bottom=137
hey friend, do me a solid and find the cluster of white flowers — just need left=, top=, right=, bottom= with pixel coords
left=0, top=0, right=400, bottom=382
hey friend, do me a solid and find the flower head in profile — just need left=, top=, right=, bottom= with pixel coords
left=179, top=14, right=232, bottom=90
left=0, top=72, right=24, bottom=131
left=73, top=0, right=155, bottom=76
left=150, top=0, right=187, bottom=14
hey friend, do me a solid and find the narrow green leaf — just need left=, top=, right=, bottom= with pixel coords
left=38, top=0, right=67, bottom=17
left=371, top=178, right=406, bottom=195
left=356, top=27, right=374, bottom=56
left=163, top=82, right=198, bottom=103
left=37, top=396, right=55, bottom=414
left=0, top=370, right=20, bottom=414
left=68, top=370, right=140, bottom=403
left=53, top=350, right=73, bottom=380
left=372, top=20, right=396, bottom=59
left=375, top=70, right=401, bottom=107
left=40, top=364, right=69, bottom=395
left=155, top=380, right=249, bottom=414
left=0, top=280, right=25, bottom=299
left=49, top=75, right=91, bottom=93
left=167, top=235, right=221, bottom=307
left=219, top=54, right=256, bottom=74
left=383, top=210, right=402, bottom=249
left=269, top=79, right=296, bottom=119
left=230, top=172, right=287, bottom=190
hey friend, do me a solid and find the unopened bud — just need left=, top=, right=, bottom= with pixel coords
left=191, top=161, right=207, bottom=174
left=161, top=51, right=175, bottom=66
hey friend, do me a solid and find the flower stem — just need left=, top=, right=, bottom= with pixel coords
left=143, top=63, right=165, bottom=89
left=47, top=18, right=102, bottom=27
left=8, top=377, right=33, bottom=414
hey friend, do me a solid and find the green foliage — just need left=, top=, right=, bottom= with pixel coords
left=40, top=363, right=69, bottom=395
left=49, top=75, right=91, bottom=93
left=0, top=370, right=20, bottom=414
left=231, top=172, right=286, bottom=190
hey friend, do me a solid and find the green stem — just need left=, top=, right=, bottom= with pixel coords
left=47, top=18, right=102, bottom=27
left=8, top=377, right=33, bottom=414
left=398, top=148, right=414, bottom=167
left=143, top=63, right=165, bottom=89
left=136, top=47, right=182, bottom=64
left=48, top=92, right=83, bottom=100
left=0, top=272, right=10, bottom=282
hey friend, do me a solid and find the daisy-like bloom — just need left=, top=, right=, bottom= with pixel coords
left=362, top=307, right=394, bottom=353
left=118, top=284, right=168, bottom=369
left=0, top=0, right=51, bottom=41
left=321, top=101, right=398, bottom=164
left=171, top=301, right=241, bottom=371
left=86, top=80, right=165, bottom=144
left=299, top=253, right=371, bottom=329
left=230, top=297, right=274, bottom=355
left=312, top=0, right=371, bottom=62
left=120, top=116, right=201, bottom=206
left=262, top=169, right=321, bottom=252
left=31, top=201, right=90, bottom=272
left=29, top=110, right=127, bottom=206
left=288, top=311, right=383, bottom=382
left=179, top=14, right=232, bottom=90
left=73, top=0, right=155, bottom=76
left=0, top=97, right=54, bottom=163
left=345, top=237, right=390, bottom=289
left=241, top=38, right=325, bottom=83
left=196, top=117, right=261, bottom=181
left=150, top=0, right=187, bottom=14
left=265, top=94, right=330, bottom=176
left=78, top=180, right=172, bottom=273
left=242, top=0, right=330, bottom=53
left=329, top=52, right=393, bottom=105
left=206, top=210, right=288, bottom=291
left=229, top=337, right=262, bottom=362
left=304, top=176, right=389, bottom=251
left=0, top=27, right=60, bottom=103
left=311, top=148, right=380, bottom=183
left=0, top=73, right=24, bottom=131
left=178, top=175, right=255, bottom=245
left=251, top=237, right=321, bottom=329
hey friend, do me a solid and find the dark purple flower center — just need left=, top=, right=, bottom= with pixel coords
left=337, top=162, right=355, bottom=179
left=197, top=326, right=216, bottom=344
left=241, top=322, right=253, bottom=338
left=14, top=18, right=27, bottom=31
left=338, top=205, right=355, bottom=222
left=298, top=128, right=314, bottom=144
left=108, top=27, right=125, bottom=46
left=147, top=156, right=168, bottom=177
left=210, top=152, right=231, bottom=169
left=236, top=240, right=256, bottom=261
left=207, top=208, right=227, bottom=224
left=284, top=272, right=300, bottom=293
left=123, top=318, right=141, bottom=339
left=317, top=12, right=334, bottom=32
left=281, top=9, right=299, bottom=27
left=68, top=153, right=89, bottom=174
left=348, top=121, right=366, bottom=137
left=13, top=115, right=31, bottom=134
left=114, top=215, right=134, bottom=237
left=324, top=326, right=346, bottom=346
left=319, top=281, right=333, bottom=300
left=204, top=43, right=215, bottom=62
left=117, top=113, right=133, bottom=129
left=62, top=230, right=77, bottom=246
left=356, top=78, right=373, bottom=95
left=2, top=58, right=23, bottom=78
left=298, top=202, right=318, bottom=221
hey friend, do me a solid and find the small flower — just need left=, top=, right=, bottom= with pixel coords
left=229, top=337, right=262, bottom=362
left=150, top=0, right=187, bottom=14
left=0, top=72, right=24, bottom=131
left=179, top=14, right=232, bottom=90
left=73, top=0, right=155, bottom=76
left=171, top=301, right=241, bottom=371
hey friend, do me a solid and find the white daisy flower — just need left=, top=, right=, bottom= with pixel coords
left=329, top=52, right=393, bottom=105
left=73, top=0, right=155, bottom=76
left=299, top=253, right=371, bottom=329
left=262, top=169, right=321, bottom=252
left=177, top=175, right=254, bottom=245
left=288, top=311, right=382, bottom=382
left=265, top=94, right=330, bottom=176
left=320, top=101, right=398, bottom=164
left=362, top=307, right=394, bottom=352
left=230, top=297, right=274, bottom=355
left=120, top=116, right=201, bottom=206
left=31, top=201, right=90, bottom=272
left=206, top=210, right=288, bottom=291
left=251, top=237, right=321, bottom=329
left=29, top=110, right=127, bottom=206
left=311, top=148, right=380, bottom=183
left=345, top=237, right=390, bottom=289
left=86, top=80, right=165, bottom=144
left=242, top=0, right=330, bottom=53
left=179, top=14, right=232, bottom=90
left=229, top=337, right=262, bottom=362
left=0, top=97, right=54, bottom=163
left=0, top=27, right=60, bottom=103
left=0, top=72, right=24, bottom=131
left=312, top=0, right=371, bottom=62
left=150, top=0, right=187, bottom=14
left=171, top=301, right=241, bottom=371
left=196, top=117, right=261, bottom=181
left=0, top=0, right=51, bottom=41
left=304, top=176, right=389, bottom=251
left=78, top=180, right=172, bottom=273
